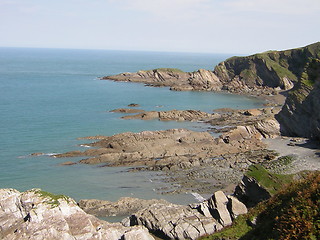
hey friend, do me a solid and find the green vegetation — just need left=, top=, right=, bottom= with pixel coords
left=214, top=42, right=320, bottom=89
left=35, top=190, right=70, bottom=207
left=245, top=164, right=293, bottom=195
left=200, top=171, right=320, bottom=240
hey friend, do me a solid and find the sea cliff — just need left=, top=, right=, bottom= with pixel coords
left=103, top=42, right=320, bottom=97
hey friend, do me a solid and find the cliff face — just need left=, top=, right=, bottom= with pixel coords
left=214, top=42, right=320, bottom=91
left=276, top=58, right=320, bottom=139
left=103, top=42, right=320, bottom=96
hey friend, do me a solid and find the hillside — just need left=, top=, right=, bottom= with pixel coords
left=103, top=42, right=320, bottom=97
left=201, top=171, right=320, bottom=240
left=213, top=42, right=320, bottom=92
left=276, top=57, right=320, bottom=139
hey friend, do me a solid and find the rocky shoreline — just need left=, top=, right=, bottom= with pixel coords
left=51, top=104, right=283, bottom=196
left=9, top=42, right=319, bottom=239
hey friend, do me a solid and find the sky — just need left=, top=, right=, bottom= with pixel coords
left=0, top=0, right=319, bottom=54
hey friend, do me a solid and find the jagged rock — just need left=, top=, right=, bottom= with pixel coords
left=78, top=197, right=169, bottom=217
left=234, top=175, right=272, bottom=208
left=0, top=188, right=154, bottom=240
left=207, top=191, right=233, bottom=226
left=227, top=195, right=248, bottom=220
left=221, top=118, right=280, bottom=142
left=102, top=68, right=222, bottom=92
left=128, top=203, right=223, bottom=240
left=276, top=58, right=320, bottom=140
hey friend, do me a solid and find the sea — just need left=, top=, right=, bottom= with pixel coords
left=0, top=47, right=263, bottom=207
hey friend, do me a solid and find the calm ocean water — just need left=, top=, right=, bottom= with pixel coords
left=0, top=47, right=263, bottom=205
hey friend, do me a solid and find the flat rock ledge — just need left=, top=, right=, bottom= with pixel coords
left=0, top=188, right=154, bottom=240
left=79, top=197, right=169, bottom=217
left=119, top=109, right=217, bottom=121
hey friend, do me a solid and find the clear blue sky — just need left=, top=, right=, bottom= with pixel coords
left=1, top=0, right=319, bottom=54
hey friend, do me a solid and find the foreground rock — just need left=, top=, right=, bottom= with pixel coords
left=125, top=191, right=247, bottom=240
left=79, top=197, right=169, bottom=217
left=0, top=188, right=154, bottom=240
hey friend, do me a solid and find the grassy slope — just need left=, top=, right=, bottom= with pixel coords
left=200, top=170, right=319, bottom=240
left=214, top=42, right=320, bottom=88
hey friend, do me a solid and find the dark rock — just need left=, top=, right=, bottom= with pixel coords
left=234, top=175, right=271, bottom=208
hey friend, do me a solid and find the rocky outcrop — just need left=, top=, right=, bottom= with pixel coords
left=127, top=203, right=223, bottom=239
left=103, top=68, right=222, bottom=91
left=79, top=197, right=169, bottom=217
left=120, top=109, right=217, bottom=121
left=54, top=128, right=265, bottom=169
left=214, top=42, right=320, bottom=92
left=103, top=42, right=320, bottom=96
left=126, top=191, right=247, bottom=240
left=276, top=58, right=320, bottom=140
left=234, top=175, right=272, bottom=208
left=0, top=188, right=154, bottom=240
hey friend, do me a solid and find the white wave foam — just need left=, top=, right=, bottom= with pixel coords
left=80, top=144, right=91, bottom=148
left=190, top=192, right=206, bottom=202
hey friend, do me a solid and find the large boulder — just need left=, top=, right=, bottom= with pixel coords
left=0, top=188, right=154, bottom=240
left=234, top=175, right=272, bottom=208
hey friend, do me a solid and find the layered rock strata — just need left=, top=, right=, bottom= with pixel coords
left=276, top=58, right=320, bottom=139
left=102, top=68, right=222, bottom=91
left=54, top=128, right=266, bottom=167
left=103, top=42, right=320, bottom=97
left=119, top=109, right=217, bottom=121
left=124, top=190, right=247, bottom=240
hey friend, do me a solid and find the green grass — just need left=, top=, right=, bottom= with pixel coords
left=34, top=190, right=70, bottom=207
left=245, top=164, right=293, bottom=195
left=199, top=214, right=253, bottom=240
left=200, top=171, right=320, bottom=240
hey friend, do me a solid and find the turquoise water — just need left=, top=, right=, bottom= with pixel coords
left=0, top=47, right=263, bottom=204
